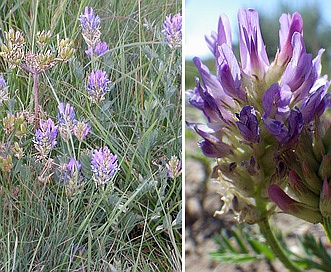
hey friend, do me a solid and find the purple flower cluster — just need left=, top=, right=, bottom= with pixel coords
left=187, top=8, right=331, bottom=223
left=61, top=157, right=85, bottom=196
left=79, top=6, right=109, bottom=57
left=33, top=118, right=58, bottom=159
left=188, top=8, right=330, bottom=157
left=85, top=41, right=108, bottom=57
left=57, top=102, right=90, bottom=141
left=91, top=146, right=118, bottom=188
left=73, top=121, right=90, bottom=142
left=0, top=75, right=8, bottom=104
left=57, top=102, right=77, bottom=141
left=166, top=155, right=182, bottom=179
left=162, top=13, right=182, bottom=48
left=57, top=103, right=76, bottom=125
left=78, top=6, right=101, bottom=32
left=86, top=70, right=112, bottom=103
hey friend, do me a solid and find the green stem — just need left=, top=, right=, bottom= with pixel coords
left=322, top=217, right=331, bottom=243
left=259, top=218, right=304, bottom=272
left=33, top=73, right=39, bottom=127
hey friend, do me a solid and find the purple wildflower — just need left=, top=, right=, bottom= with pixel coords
left=91, top=146, right=118, bottom=188
left=78, top=6, right=101, bottom=31
left=277, top=12, right=303, bottom=65
left=73, top=121, right=90, bottom=141
left=61, top=157, right=85, bottom=196
left=79, top=7, right=101, bottom=48
left=0, top=75, right=8, bottom=104
left=162, top=13, right=182, bottom=48
left=57, top=102, right=76, bottom=125
left=237, top=8, right=269, bottom=80
left=262, top=33, right=330, bottom=144
left=166, top=155, right=182, bottom=179
left=33, top=118, right=58, bottom=158
left=236, top=106, right=260, bottom=143
left=57, top=102, right=77, bottom=141
left=86, top=70, right=112, bottom=103
left=186, top=8, right=331, bottom=224
left=85, top=41, right=108, bottom=57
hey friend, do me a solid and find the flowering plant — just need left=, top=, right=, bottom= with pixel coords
left=187, top=8, right=331, bottom=271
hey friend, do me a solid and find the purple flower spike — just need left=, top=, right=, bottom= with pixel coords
left=85, top=41, right=109, bottom=57
left=86, top=70, right=112, bottom=103
left=57, top=102, right=76, bottom=126
left=66, top=157, right=82, bottom=174
left=91, top=146, right=118, bottom=188
left=236, top=106, right=260, bottom=143
left=166, top=155, right=182, bottom=179
left=162, top=13, right=182, bottom=48
left=78, top=7, right=101, bottom=31
left=0, top=75, right=8, bottom=104
left=79, top=6, right=102, bottom=48
left=57, top=102, right=77, bottom=141
left=277, top=12, right=303, bottom=65
left=238, top=8, right=269, bottom=80
left=33, top=118, right=58, bottom=158
left=61, top=157, right=85, bottom=197
left=73, top=121, right=90, bottom=141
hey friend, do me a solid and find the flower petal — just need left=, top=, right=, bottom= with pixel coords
left=238, top=8, right=269, bottom=79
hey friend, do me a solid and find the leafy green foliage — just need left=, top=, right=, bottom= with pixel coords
left=211, top=223, right=331, bottom=271
left=209, top=224, right=275, bottom=264
left=281, top=232, right=331, bottom=271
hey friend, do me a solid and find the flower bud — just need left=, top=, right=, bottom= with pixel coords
left=320, top=177, right=331, bottom=218
left=301, top=161, right=323, bottom=194
left=313, top=134, right=326, bottom=162
left=0, top=29, right=25, bottom=68
left=12, top=142, right=24, bottom=159
left=322, top=123, right=331, bottom=151
left=318, top=154, right=331, bottom=180
left=268, top=184, right=322, bottom=224
left=0, top=154, right=13, bottom=173
left=295, top=131, right=320, bottom=171
left=73, top=121, right=90, bottom=142
left=57, top=38, right=75, bottom=61
left=288, top=170, right=319, bottom=208
left=36, top=30, right=52, bottom=48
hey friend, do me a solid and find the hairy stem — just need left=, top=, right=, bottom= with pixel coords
left=258, top=218, right=303, bottom=272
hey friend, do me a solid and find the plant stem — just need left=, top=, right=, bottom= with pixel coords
left=258, top=218, right=304, bottom=272
left=33, top=73, right=39, bottom=127
left=322, top=217, right=331, bottom=243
